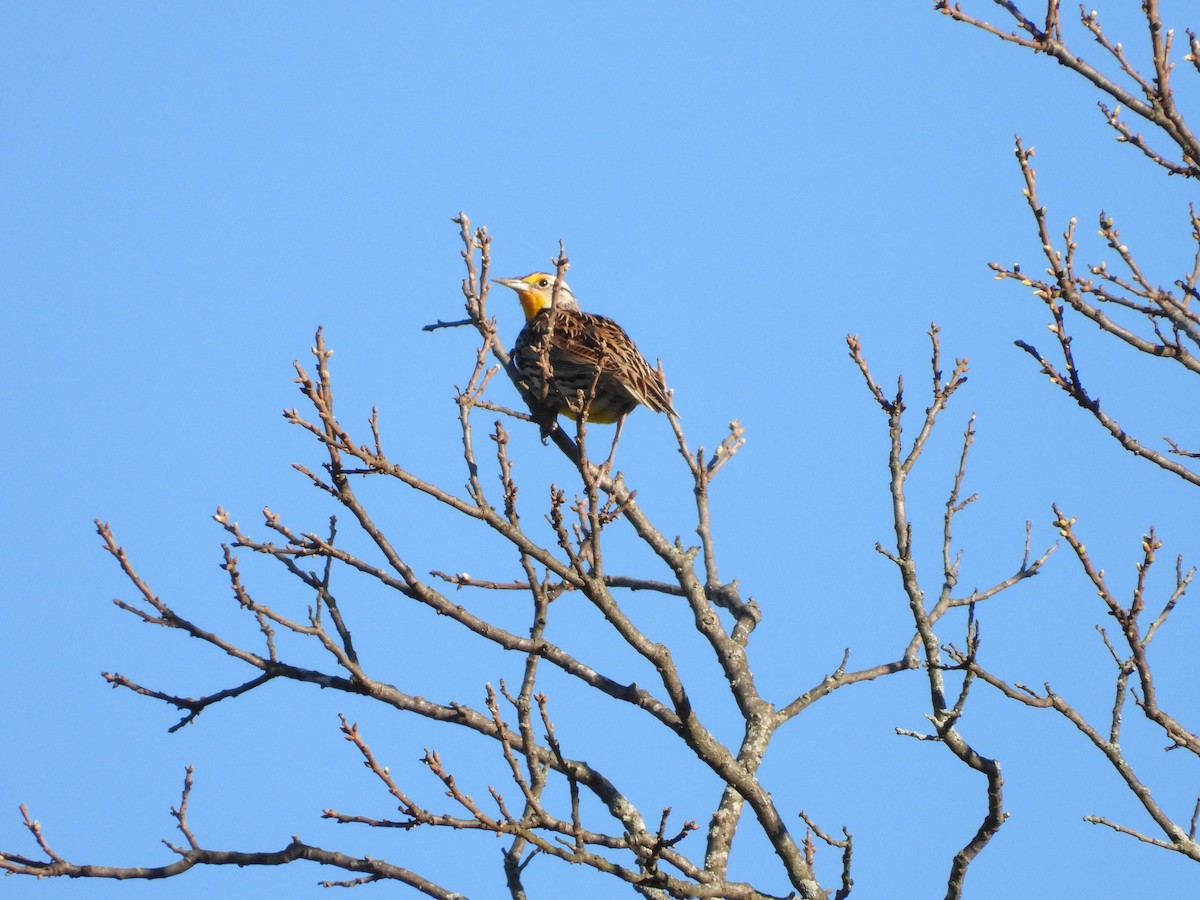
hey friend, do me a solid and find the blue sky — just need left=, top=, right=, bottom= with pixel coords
left=3, top=3, right=1197, bottom=898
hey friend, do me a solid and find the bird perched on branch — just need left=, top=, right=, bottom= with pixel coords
left=493, top=272, right=675, bottom=466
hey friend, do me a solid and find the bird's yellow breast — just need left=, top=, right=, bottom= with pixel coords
left=561, top=407, right=622, bottom=424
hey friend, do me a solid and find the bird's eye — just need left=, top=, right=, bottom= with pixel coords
left=538, top=278, right=550, bottom=288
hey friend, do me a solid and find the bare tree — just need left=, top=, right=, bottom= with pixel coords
left=0, top=208, right=1056, bottom=898
left=936, top=0, right=1200, bottom=861
left=2, top=3, right=1198, bottom=897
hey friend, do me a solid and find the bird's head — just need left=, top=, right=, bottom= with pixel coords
left=492, top=273, right=579, bottom=321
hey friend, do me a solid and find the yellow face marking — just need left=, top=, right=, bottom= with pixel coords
left=514, top=273, right=557, bottom=321
left=518, top=290, right=548, bottom=320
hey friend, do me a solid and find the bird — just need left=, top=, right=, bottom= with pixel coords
left=492, top=272, right=675, bottom=467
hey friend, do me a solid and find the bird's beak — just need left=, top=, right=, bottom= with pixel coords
left=491, top=277, right=522, bottom=291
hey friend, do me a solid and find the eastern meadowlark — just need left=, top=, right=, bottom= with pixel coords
left=493, top=272, right=675, bottom=465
